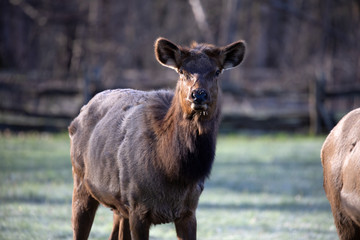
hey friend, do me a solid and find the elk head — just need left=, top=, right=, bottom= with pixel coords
left=155, top=38, right=245, bottom=121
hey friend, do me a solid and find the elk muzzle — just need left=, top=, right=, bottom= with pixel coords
left=190, top=88, right=209, bottom=111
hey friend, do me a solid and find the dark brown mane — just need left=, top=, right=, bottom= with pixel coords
left=147, top=87, right=219, bottom=183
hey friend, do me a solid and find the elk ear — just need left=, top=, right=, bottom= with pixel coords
left=155, top=38, right=182, bottom=70
left=221, top=40, right=246, bottom=70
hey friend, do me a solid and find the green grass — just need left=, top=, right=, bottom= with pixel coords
left=0, top=132, right=337, bottom=239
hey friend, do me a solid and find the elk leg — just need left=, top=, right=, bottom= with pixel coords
left=72, top=175, right=99, bottom=240
left=175, top=214, right=197, bottom=240
left=119, top=217, right=131, bottom=240
left=336, top=151, right=360, bottom=240
left=109, top=211, right=131, bottom=240
left=331, top=209, right=360, bottom=240
left=129, top=213, right=150, bottom=240
left=109, top=212, right=120, bottom=240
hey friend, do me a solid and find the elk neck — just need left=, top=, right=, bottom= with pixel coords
left=150, top=84, right=221, bottom=183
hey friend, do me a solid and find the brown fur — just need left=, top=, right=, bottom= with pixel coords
left=321, top=108, right=360, bottom=240
left=69, top=37, right=245, bottom=240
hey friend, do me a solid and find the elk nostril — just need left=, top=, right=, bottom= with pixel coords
left=191, top=91, right=197, bottom=100
left=199, top=90, right=207, bottom=100
left=192, top=90, right=208, bottom=103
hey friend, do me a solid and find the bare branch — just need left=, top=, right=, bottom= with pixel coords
left=9, top=0, right=47, bottom=25
left=188, top=0, right=214, bottom=43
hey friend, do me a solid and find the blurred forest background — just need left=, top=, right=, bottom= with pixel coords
left=0, top=0, right=359, bottom=133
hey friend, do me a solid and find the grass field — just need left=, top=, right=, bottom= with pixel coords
left=0, top=132, right=337, bottom=239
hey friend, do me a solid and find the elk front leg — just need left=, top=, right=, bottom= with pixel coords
left=109, top=211, right=131, bottom=240
left=175, top=214, right=197, bottom=240
left=332, top=210, right=360, bottom=240
left=129, top=212, right=150, bottom=240
left=72, top=175, right=99, bottom=240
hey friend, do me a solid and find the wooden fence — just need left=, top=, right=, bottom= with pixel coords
left=1, top=71, right=359, bottom=133
left=309, top=74, right=360, bottom=134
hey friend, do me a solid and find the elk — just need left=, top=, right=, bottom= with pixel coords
left=68, top=37, right=245, bottom=240
left=321, top=108, right=360, bottom=240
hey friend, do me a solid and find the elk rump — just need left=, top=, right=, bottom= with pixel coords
left=321, top=108, right=360, bottom=240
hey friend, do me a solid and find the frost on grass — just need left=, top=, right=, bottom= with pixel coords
left=0, top=133, right=336, bottom=240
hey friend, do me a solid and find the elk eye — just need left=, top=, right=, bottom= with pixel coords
left=215, top=70, right=221, bottom=77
